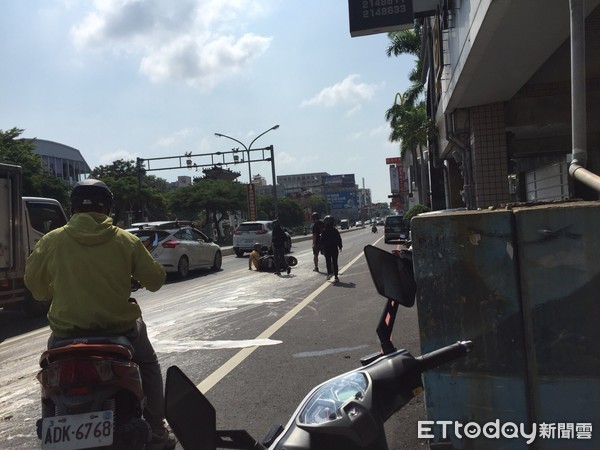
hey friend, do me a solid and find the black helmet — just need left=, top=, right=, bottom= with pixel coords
left=70, top=179, right=113, bottom=212
left=323, top=215, right=334, bottom=226
left=312, top=212, right=320, bottom=220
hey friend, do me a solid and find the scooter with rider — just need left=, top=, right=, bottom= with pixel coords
left=25, top=179, right=176, bottom=450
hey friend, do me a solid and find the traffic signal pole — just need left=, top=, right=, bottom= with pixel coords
left=136, top=145, right=279, bottom=218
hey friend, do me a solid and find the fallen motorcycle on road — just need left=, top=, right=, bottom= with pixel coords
left=256, top=251, right=298, bottom=272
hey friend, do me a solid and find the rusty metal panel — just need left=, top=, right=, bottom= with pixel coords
left=412, top=209, right=530, bottom=449
left=514, top=201, right=600, bottom=449
left=412, top=203, right=600, bottom=449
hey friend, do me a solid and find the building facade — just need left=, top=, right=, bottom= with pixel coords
left=277, top=172, right=364, bottom=221
left=277, top=172, right=330, bottom=197
left=31, top=139, right=91, bottom=185
left=419, top=0, right=600, bottom=209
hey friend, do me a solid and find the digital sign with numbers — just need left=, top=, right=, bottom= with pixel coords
left=348, top=0, right=414, bottom=37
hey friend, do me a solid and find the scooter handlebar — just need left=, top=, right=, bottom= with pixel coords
left=416, top=340, right=473, bottom=372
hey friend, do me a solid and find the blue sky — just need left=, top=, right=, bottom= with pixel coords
left=1, top=0, right=414, bottom=203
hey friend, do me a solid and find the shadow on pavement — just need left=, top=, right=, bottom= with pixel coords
left=331, top=281, right=356, bottom=288
left=0, top=309, right=49, bottom=343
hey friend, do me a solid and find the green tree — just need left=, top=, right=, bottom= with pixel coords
left=278, top=197, right=305, bottom=227
left=169, top=179, right=246, bottom=243
left=90, top=159, right=168, bottom=225
left=256, top=195, right=275, bottom=220
left=403, top=204, right=431, bottom=222
left=0, top=128, right=70, bottom=205
left=301, top=193, right=328, bottom=219
left=386, top=26, right=424, bottom=106
left=145, top=174, right=171, bottom=193
left=256, top=196, right=304, bottom=227
left=385, top=27, right=435, bottom=206
left=386, top=95, right=431, bottom=158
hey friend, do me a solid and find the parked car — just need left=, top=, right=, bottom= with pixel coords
left=340, top=219, right=350, bottom=230
left=384, top=215, right=411, bottom=244
left=232, top=220, right=292, bottom=257
left=127, top=221, right=222, bottom=278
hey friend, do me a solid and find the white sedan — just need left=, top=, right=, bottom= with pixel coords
left=128, top=221, right=222, bottom=278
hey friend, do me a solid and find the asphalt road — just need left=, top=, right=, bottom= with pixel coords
left=0, top=227, right=426, bottom=449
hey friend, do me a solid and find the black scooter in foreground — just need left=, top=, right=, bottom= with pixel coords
left=164, top=244, right=473, bottom=450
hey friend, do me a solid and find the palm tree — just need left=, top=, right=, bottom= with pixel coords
left=385, top=94, right=431, bottom=202
left=386, top=95, right=430, bottom=155
left=386, top=27, right=424, bottom=106
left=385, top=26, right=434, bottom=206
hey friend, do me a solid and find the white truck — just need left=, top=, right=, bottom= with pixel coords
left=0, top=163, right=68, bottom=315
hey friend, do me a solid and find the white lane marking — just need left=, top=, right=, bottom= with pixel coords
left=221, top=298, right=286, bottom=305
left=197, top=250, right=366, bottom=393
left=155, top=339, right=282, bottom=353
left=293, top=344, right=370, bottom=358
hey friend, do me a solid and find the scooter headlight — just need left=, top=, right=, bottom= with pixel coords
left=298, top=372, right=368, bottom=425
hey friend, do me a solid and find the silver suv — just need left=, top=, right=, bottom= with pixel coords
left=232, top=220, right=292, bottom=257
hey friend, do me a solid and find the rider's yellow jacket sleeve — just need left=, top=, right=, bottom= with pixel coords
left=24, top=236, right=53, bottom=301
left=132, top=239, right=166, bottom=292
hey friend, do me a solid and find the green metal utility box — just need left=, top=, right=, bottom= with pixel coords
left=411, top=201, right=600, bottom=450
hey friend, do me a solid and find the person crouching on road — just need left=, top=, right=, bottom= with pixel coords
left=271, top=219, right=290, bottom=276
left=249, top=243, right=262, bottom=271
left=320, top=215, right=343, bottom=282
left=23, top=179, right=176, bottom=450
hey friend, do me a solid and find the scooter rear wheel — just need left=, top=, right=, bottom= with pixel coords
left=285, top=256, right=298, bottom=267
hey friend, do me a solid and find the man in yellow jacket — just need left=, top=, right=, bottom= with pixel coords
left=24, top=179, right=175, bottom=449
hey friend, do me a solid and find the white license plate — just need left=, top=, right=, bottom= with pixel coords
left=41, top=410, right=113, bottom=449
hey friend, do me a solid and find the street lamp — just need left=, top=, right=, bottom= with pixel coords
left=214, top=124, right=279, bottom=183
left=215, top=125, right=280, bottom=220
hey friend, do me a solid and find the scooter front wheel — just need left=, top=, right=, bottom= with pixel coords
left=285, top=256, right=298, bottom=267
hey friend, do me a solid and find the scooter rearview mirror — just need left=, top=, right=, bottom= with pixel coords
left=361, top=245, right=417, bottom=361
left=165, top=366, right=262, bottom=450
left=165, top=365, right=217, bottom=450
left=363, top=245, right=416, bottom=308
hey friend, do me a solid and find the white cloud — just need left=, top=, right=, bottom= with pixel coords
left=70, top=0, right=273, bottom=90
left=156, top=128, right=194, bottom=147
left=301, top=74, right=380, bottom=108
left=369, top=124, right=392, bottom=138
left=275, top=151, right=319, bottom=173
left=139, top=33, right=271, bottom=90
left=98, top=149, right=139, bottom=165
left=346, top=105, right=363, bottom=116
left=350, top=124, right=392, bottom=141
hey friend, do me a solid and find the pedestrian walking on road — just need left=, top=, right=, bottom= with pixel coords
left=271, top=219, right=290, bottom=276
left=320, top=215, right=342, bottom=282
left=311, top=212, right=324, bottom=272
